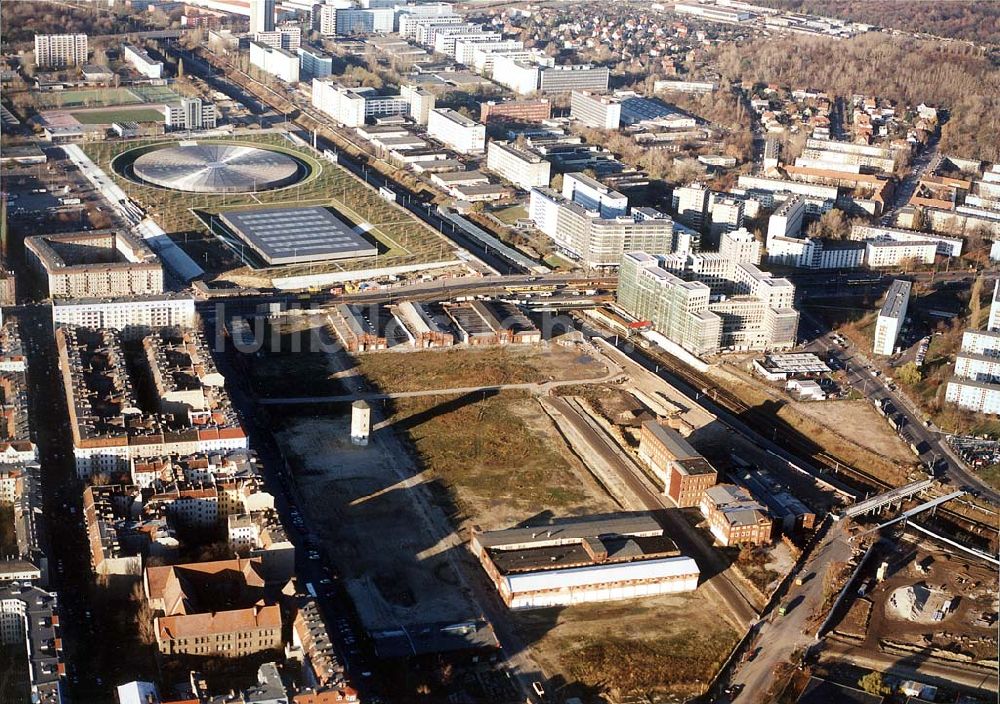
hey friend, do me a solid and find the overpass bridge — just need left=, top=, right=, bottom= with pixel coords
left=851, top=490, right=966, bottom=539
left=837, top=479, right=935, bottom=520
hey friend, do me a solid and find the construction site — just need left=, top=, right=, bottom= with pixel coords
left=824, top=535, right=998, bottom=698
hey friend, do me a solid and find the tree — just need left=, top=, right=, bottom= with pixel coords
left=969, top=274, right=984, bottom=328
left=550, top=173, right=563, bottom=190
left=807, top=208, right=849, bottom=240
left=857, top=671, right=890, bottom=696
left=896, top=362, right=923, bottom=386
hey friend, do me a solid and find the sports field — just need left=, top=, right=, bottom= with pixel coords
left=32, top=86, right=182, bottom=110
left=70, top=107, right=166, bottom=124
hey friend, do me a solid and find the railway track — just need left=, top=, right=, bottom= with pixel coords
left=620, top=336, right=998, bottom=542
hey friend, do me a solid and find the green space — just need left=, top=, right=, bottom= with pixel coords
left=492, top=204, right=527, bottom=224
left=33, top=87, right=144, bottom=109
left=84, top=133, right=452, bottom=279
left=70, top=107, right=166, bottom=124
left=979, top=464, right=1000, bottom=491
left=129, top=85, right=182, bottom=103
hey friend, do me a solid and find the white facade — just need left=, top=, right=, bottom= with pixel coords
left=570, top=90, right=622, bottom=130
left=122, top=43, right=163, bottom=79
left=673, top=184, right=710, bottom=229
left=486, top=141, right=550, bottom=190
left=400, top=84, right=435, bottom=125
left=312, top=80, right=410, bottom=127
left=849, top=224, right=963, bottom=258
left=562, top=172, right=627, bottom=218
left=335, top=8, right=394, bottom=35
left=249, top=0, right=275, bottom=33
left=34, top=33, right=88, bottom=67
left=473, top=47, right=534, bottom=75
left=455, top=38, right=522, bottom=67
left=864, top=239, right=937, bottom=268
left=490, top=54, right=541, bottom=95
left=873, top=279, right=910, bottom=356
left=252, top=26, right=301, bottom=51
left=427, top=108, right=485, bottom=154
left=502, top=556, right=700, bottom=609
left=709, top=196, right=744, bottom=237
left=766, top=196, right=805, bottom=246
left=52, top=296, right=196, bottom=336
left=433, top=27, right=502, bottom=57
left=350, top=400, right=371, bottom=445
left=297, top=46, right=333, bottom=79
left=249, top=41, right=300, bottom=83
left=163, top=98, right=217, bottom=130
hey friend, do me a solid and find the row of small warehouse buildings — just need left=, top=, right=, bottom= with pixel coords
left=328, top=299, right=542, bottom=352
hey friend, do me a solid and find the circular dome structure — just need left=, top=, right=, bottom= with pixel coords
left=131, top=143, right=303, bottom=193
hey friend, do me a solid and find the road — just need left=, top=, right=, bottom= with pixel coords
left=800, top=310, right=1000, bottom=505
left=728, top=521, right=854, bottom=703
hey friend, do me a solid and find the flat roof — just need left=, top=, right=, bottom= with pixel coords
left=761, top=352, right=830, bottom=374
left=219, top=206, right=377, bottom=266
left=474, top=512, right=664, bottom=550
left=880, top=279, right=912, bottom=319
left=491, top=534, right=679, bottom=574
left=642, top=421, right=700, bottom=459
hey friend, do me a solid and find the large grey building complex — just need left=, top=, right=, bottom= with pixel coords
left=34, top=33, right=88, bottom=67
left=530, top=188, right=673, bottom=268
left=570, top=91, right=622, bottom=129
left=25, top=230, right=163, bottom=299
left=539, top=64, right=610, bottom=93
left=618, top=230, right=799, bottom=355
left=873, top=279, right=911, bottom=356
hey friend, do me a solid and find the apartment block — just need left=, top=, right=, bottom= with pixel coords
left=479, top=99, right=551, bottom=124
left=490, top=54, right=544, bottom=95
left=253, top=26, right=302, bottom=51
left=486, top=141, right=550, bottom=190
left=313, top=79, right=411, bottom=127
left=122, top=42, right=163, bottom=79
left=51, top=295, right=196, bottom=339
left=570, top=91, right=622, bottom=129
left=766, top=196, right=805, bottom=245
left=250, top=0, right=275, bottom=33
left=849, top=224, right=963, bottom=258
left=400, top=84, right=435, bottom=125
left=298, top=46, right=334, bottom=80
left=25, top=230, right=163, bottom=299
left=455, top=38, right=522, bottom=67
left=708, top=196, right=744, bottom=238
left=249, top=41, right=300, bottom=83
left=700, top=484, right=772, bottom=546
left=34, top=33, right=88, bottom=67
left=672, top=183, right=710, bottom=230
left=561, top=172, right=628, bottom=218
left=163, top=97, right=217, bottom=130
left=638, top=421, right=718, bottom=507
left=427, top=108, right=485, bottom=154
left=946, top=282, right=1000, bottom=414
left=539, top=64, right=610, bottom=94
left=334, top=8, right=394, bottom=35
left=434, top=27, right=502, bottom=57
left=864, top=239, right=937, bottom=268
left=530, top=188, right=673, bottom=268
left=873, top=279, right=911, bottom=356
left=144, top=558, right=282, bottom=656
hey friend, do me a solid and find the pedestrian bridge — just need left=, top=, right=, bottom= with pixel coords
left=837, top=479, right=934, bottom=520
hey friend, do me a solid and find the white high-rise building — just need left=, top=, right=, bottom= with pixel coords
left=250, top=0, right=275, bottom=33
left=561, top=172, right=627, bottom=218
left=249, top=41, right=300, bottom=83
left=673, top=184, right=710, bottom=230
left=34, top=33, right=88, bottom=68
left=570, top=90, right=622, bottom=129
left=873, top=279, right=910, bottom=356
left=427, top=108, right=485, bottom=154
left=486, top=141, right=550, bottom=190
left=708, top=196, right=744, bottom=238
left=312, top=79, right=410, bottom=127
left=122, top=43, right=163, bottom=79
left=252, top=26, right=301, bottom=51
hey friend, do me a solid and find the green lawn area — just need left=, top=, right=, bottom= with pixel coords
left=979, top=464, right=1000, bottom=490
left=33, top=87, right=144, bottom=109
left=493, top=204, right=527, bottom=224
left=70, top=107, right=166, bottom=124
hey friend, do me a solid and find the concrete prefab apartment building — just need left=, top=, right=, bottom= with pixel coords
left=562, top=172, right=628, bottom=218
left=638, top=421, right=718, bottom=507
left=539, top=64, right=610, bottom=94
left=34, top=33, right=88, bottom=68
left=873, top=279, right=911, bottom=356
left=51, top=295, right=197, bottom=339
left=249, top=41, right=299, bottom=83
left=427, top=108, right=486, bottom=154
left=570, top=90, right=622, bottom=129
left=122, top=42, right=163, bottom=79
left=529, top=188, right=673, bottom=268
left=479, top=99, right=551, bottom=124
left=25, top=230, right=163, bottom=299
left=946, top=281, right=1000, bottom=414
left=486, top=141, right=550, bottom=190
left=312, top=79, right=411, bottom=127
left=471, top=513, right=700, bottom=609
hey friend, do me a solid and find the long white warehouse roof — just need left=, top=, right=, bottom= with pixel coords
left=504, top=556, right=699, bottom=594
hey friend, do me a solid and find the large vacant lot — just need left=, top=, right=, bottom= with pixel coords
left=356, top=344, right=609, bottom=394
left=515, top=591, right=738, bottom=700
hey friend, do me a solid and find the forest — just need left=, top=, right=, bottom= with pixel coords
left=753, top=0, right=1000, bottom=46
left=713, top=33, right=1000, bottom=162
left=0, top=1, right=158, bottom=46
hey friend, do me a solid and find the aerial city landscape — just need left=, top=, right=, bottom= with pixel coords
left=0, top=0, right=998, bottom=702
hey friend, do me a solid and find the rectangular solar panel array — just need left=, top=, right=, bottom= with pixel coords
left=221, top=206, right=378, bottom=265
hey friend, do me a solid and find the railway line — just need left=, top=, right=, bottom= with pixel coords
left=589, top=322, right=998, bottom=544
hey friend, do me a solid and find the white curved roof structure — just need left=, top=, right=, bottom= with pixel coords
left=132, top=143, right=302, bottom=193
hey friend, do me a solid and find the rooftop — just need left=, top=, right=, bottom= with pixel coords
left=879, top=279, right=912, bottom=319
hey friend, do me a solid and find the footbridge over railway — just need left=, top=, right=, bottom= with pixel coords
left=836, top=479, right=935, bottom=520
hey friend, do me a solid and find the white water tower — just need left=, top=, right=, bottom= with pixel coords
left=350, top=400, right=371, bottom=446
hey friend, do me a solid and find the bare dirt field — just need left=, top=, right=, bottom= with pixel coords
left=387, top=391, right=618, bottom=530
left=708, top=362, right=917, bottom=484
left=250, top=314, right=347, bottom=398
left=513, top=591, right=738, bottom=700
left=277, top=413, right=480, bottom=634
left=356, top=344, right=608, bottom=394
